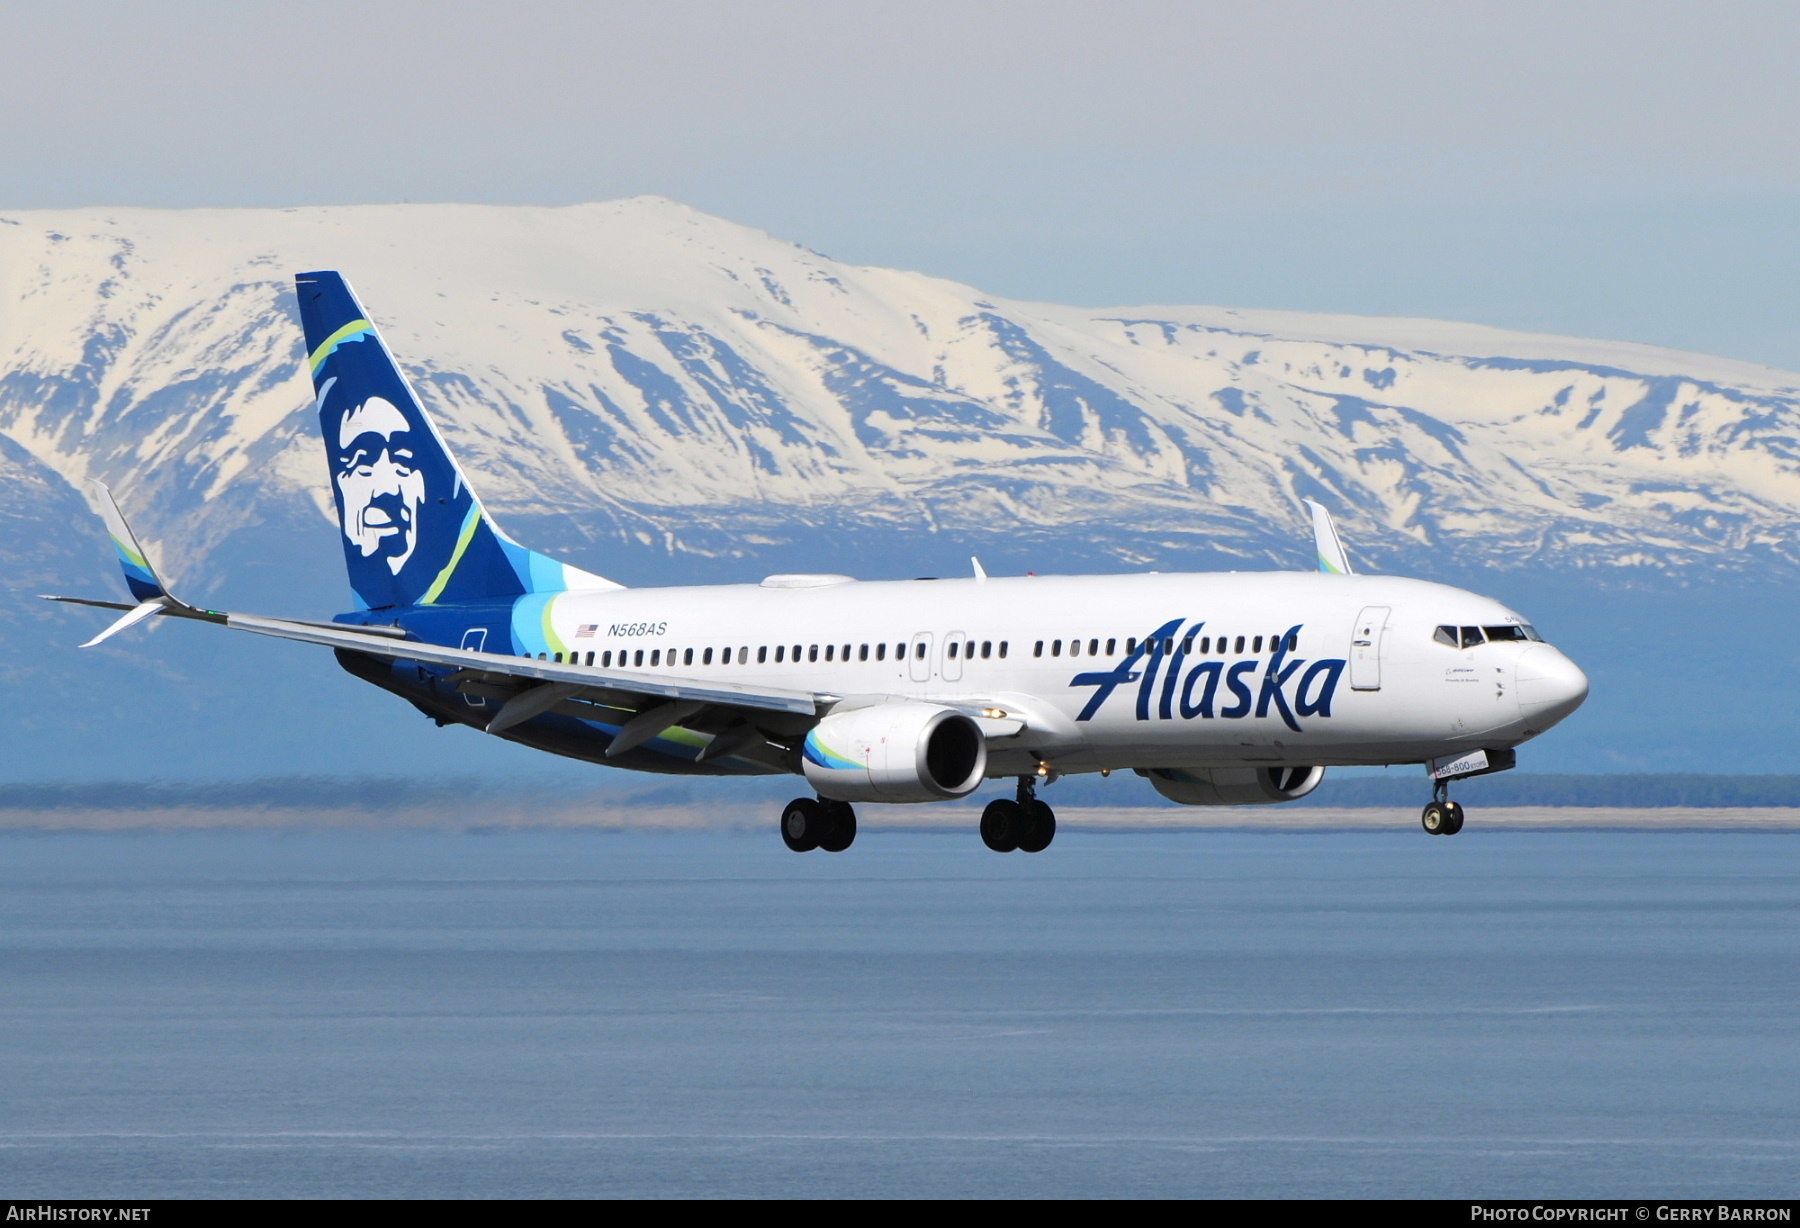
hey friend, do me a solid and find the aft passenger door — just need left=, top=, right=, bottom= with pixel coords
left=908, top=632, right=933, bottom=683
left=459, top=628, right=489, bottom=706
left=1350, top=606, right=1389, bottom=691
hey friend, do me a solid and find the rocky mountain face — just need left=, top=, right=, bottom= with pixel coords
left=2, top=198, right=1796, bottom=782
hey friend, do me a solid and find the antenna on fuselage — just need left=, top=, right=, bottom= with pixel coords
left=1303, top=499, right=1355, bottom=575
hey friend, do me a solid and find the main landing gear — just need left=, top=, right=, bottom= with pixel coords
left=1421, top=779, right=1465, bottom=836
left=980, top=778, right=1056, bottom=853
left=781, top=797, right=856, bottom=852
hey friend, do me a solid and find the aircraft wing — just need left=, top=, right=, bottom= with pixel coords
left=224, top=612, right=825, bottom=719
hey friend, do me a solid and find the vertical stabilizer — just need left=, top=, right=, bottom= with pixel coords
left=1303, top=499, right=1354, bottom=575
left=295, top=271, right=620, bottom=610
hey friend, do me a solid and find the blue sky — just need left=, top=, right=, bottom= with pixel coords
left=4, top=0, right=1798, bottom=367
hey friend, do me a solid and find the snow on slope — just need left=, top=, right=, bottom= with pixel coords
left=3, top=195, right=1799, bottom=594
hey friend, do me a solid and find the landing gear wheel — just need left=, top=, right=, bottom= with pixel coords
left=1439, top=801, right=1464, bottom=835
left=781, top=797, right=824, bottom=852
left=981, top=799, right=1022, bottom=852
left=818, top=800, right=857, bottom=852
left=1016, top=800, right=1056, bottom=853
left=1421, top=801, right=1448, bottom=835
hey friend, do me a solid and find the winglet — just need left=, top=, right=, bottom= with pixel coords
left=1303, top=499, right=1354, bottom=575
left=91, top=481, right=170, bottom=601
left=971, top=556, right=988, bottom=584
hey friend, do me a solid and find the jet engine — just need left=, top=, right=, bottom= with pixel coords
left=1142, top=765, right=1326, bottom=806
left=802, top=702, right=987, bottom=803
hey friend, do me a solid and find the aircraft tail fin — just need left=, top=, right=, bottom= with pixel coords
left=1303, top=499, right=1355, bottom=575
left=295, top=271, right=621, bottom=610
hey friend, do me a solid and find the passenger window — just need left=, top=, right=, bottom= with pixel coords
left=774, top=645, right=785, bottom=663
left=650, top=650, right=659, bottom=666
left=1231, top=636, right=1243, bottom=654
left=703, top=647, right=713, bottom=665
left=633, top=650, right=643, bottom=666
left=737, top=647, right=747, bottom=664
left=1126, top=638, right=1137, bottom=654
left=915, top=642, right=926, bottom=659
left=1181, top=637, right=1193, bottom=654
left=981, top=641, right=991, bottom=659
left=842, top=644, right=850, bottom=660
left=1483, top=625, right=1528, bottom=642
left=1068, top=639, right=1078, bottom=658
left=1052, top=639, right=1062, bottom=657
left=1034, top=641, right=1044, bottom=658
left=756, top=646, right=767, bottom=663
left=947, top=642, right=957, bottom=659
left=999, top=641, right=1008, bottom=658
left=1286, top=633, right=1297, bottom=651
left=807, top=645, right=817, bottom=662
left=601, top=651, right=612, bottom=667
left=1086, top=638, right=1097, bottom=656
left=1105, top=638, right=1116, bottom=655
left=1460, top=626, right=1484, bottom=648
left=826, top=644, right=836, bottom=662
left=682, top=648, right=691, bottom=666
left=860, top=644, right=869, bottom=661
left=1252, top=637, right=1262, bottom=653
left=876, top=643, right=887, bottom=661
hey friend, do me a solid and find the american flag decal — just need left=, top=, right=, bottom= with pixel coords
left=575, top=624, right=598, bottom=638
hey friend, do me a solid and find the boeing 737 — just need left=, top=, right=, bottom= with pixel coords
left=49, top=272, right=1590, bottom=852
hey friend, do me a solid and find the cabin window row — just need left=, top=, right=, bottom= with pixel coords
left=524, top=640, right=1011, bottom=667
left=1031, top=632, right=1299, bottom=659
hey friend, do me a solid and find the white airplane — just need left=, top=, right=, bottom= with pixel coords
left=49, top=272, right=1590, bottom=852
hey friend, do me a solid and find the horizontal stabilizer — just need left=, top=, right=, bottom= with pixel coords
left=79, top=598, right=168, bottom=648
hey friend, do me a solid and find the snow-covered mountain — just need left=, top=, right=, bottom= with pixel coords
left=2, top=197, right=1797, bottom=781
left=4, top=196, right=1798, bottom=593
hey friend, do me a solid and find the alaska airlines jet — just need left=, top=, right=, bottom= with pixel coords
left=49, top=272, right=1590, bottom=852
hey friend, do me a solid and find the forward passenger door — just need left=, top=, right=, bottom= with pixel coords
left=1350, top=606, right=1389, bottom=691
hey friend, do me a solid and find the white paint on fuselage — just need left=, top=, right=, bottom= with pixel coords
left=511, top=570, right=1588, bottom=776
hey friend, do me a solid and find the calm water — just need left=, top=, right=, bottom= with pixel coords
left=0, top=827, right=1793, bottom=1199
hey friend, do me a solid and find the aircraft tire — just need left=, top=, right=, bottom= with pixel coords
left=819, top=800, right=857, bottom=852
left=1421, top=802, right=1448, bottom=835
left=1016, top=800, right=1056, bottom=853
left=980, top=799, right=1022, bottom=852
left=1440, top=802, right=1465, bottom=835
left=782, top=798, right=824, bottom=852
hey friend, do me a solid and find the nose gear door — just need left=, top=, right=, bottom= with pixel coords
left=1350, top=606, right=1389, bottom=691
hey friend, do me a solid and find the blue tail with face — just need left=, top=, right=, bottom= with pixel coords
left=295, top=271, right=619, bottom=611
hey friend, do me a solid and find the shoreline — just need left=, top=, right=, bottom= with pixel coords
left=1, top=805, right=1798, bottom=832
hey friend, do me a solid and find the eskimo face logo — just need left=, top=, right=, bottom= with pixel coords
left=333, top=396, right=426, bottom=575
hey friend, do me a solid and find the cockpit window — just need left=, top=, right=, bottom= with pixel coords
left=1459, top=626, right=1484, bottom=647
left=1433, top=625, right=1459, bottom=648
left=1483, top=625, right=1529, bottom=642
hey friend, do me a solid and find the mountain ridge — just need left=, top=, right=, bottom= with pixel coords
left=2, top=196, right=1797, bottom=781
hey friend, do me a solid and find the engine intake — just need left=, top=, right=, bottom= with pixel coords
left=802, top=702, right=987, bottom=803
left=1143, top=765, right=1326, bottom=806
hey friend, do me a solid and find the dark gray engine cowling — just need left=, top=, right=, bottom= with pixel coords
left=1143, top=766, right=1326, bottom=806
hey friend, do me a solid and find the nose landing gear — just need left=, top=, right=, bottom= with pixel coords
left=781, top=797, right=857, bottom=852
left=981, top=777, right=1056, bottom=853
left=1421, top=780, right=1465, bottom=835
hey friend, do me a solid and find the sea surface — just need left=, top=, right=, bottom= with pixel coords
left=0, top=827, right=1794, bottom=1199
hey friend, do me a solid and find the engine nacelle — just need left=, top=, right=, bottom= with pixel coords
left=1143, top=766, right=1326, bottom=806
left=802, top=702, right=987, bottom=803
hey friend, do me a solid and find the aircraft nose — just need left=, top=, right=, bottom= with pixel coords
left=1516, top=645, right=1589, bottom=730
